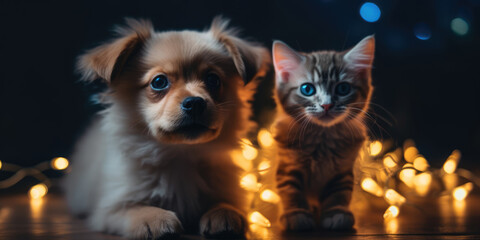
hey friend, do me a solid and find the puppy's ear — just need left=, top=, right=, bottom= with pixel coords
left=76, top=18, right=153, bottom=83
left=209, top=17, right=268, bottom=85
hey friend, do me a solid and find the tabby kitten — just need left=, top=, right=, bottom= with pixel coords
left=272, top=36, right=375, bottom=231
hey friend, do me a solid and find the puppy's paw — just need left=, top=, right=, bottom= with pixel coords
left=200, top=204, right=247, bottom=239
left=320, top=207, right=354, bottom=230
left=127, top=206, right=183, bottom=240
left=280, top=210, right=315, bottom=232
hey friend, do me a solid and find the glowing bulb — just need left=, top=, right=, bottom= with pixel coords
left=369, top=141, right=383, bottom=156
left=383, top=155, right=397, bottom=168
left=0, top=160, right=2, bottom=170
left=51, top=157, right=69, bottom=170
left=240, top=173, right=260, bottom=191
left=258, top=160, right=271, bottom=175
left=399, top=164, right=416, bottom=188
left=385, top=189, right=406, bottom=206
left=359, top=2, right=381, bottom=23
left=383, top=205, right=400, bottom=219
left=414, top=172, right=432, bottom=196
left=385, top=218, right=398, bottom=234
left=413, top=156, right=429, bottom=171
left=29, top=183, right=48, bottom=199
left=443, top=150, right=461, bottom=174
left=241, top=139, right=258, bottom=161
left=414, top=22, right=432, bottom=40
left=361, top=178, right=384, bottom=197
left=260, top=189, right=281, bottom=204
left=257, top=129, right=274, bottom=148
left=249, top=211, right=271, bottom=227
left=453, top=182, right=474, bottom=201
left=451, top=18, right=469, bottom=36
left=231, top=150, right=252, bottom=171
left=404, top=147, right=418, bottom=162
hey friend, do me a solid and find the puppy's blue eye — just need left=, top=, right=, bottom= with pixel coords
left=205, top=73, right=221, bottom=91
left=150, top=75, right=169, bottom=91
left=300, top=83, right=316, bottom=96
left=335, top=82, right=351, bottom=96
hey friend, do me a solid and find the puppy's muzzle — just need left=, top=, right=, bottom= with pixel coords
left=181, top=97, right=207, bottom=119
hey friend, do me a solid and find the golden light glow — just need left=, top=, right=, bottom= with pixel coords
left=0, top=160, right=2, bottom=170
left=51, top=157, right=69, bottom=170
left=453, top=182, right=474, bottom=201
left=383, top=205, right=400, bottom=219
left=241, top=139, right=258, bottom=161
left=257, top=129, right=274, bottom=148
left=399, top=164, right=416, bottom=188
left=249, top=211, right=271, bottom=227
left=361, top=178, right=384, bottom=197
left=231, top=150, right=252, bottom=171
left=385, top=189, right=406, bottom=205
left=404, top=147, right=418, bottom=162
left=385, top=218, right=398, bottom=234
left=258, top=160, right=271, bottom=175
left=443, top=150, right=461, bottom=174
left=249, top=223, right=271, bottom=238
left=414, top=172, right=432, bottom=196
left=369, top=141, right=383, bottom=156
left=260, top=189, right=281, bottom=204
left=413, top=156, right=429, bottom=171
left=240, top=173, right=260, bottom=191
left=383, top=155, right=397, bottom=168
left=29, top=183, right=48, bottom=199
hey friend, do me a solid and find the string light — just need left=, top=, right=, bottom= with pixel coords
left=451, top=18, right=469, bottom=36
left=453, top=182, right=474, bottom=201
left=399, top=164, right=416, bottom=188
left=241, top=139, right=258, bottom=161
left=383, top=154, right=397, bottom=168
left=257, top=129, right=274, bottom=148
left=260, top=189, right=281, bottom=204
left=51, top=157, right=69, bottom=170
left=0, top=160, right=2, bottom=170
left=249, top=211, right=271, bottom=227
left=29, top=183, right=48, bottom=199
left=361, top=178, right=384, bottom=197
left=414, top=172, right=432, bottom=196
left=385, top=189, right=406, bottom=206
left=369, top=140, right=383, bottom=156
left=413, top=155, right=429, bottom=171
left=383, top=205, right=400, bottom=219
left=240, top=173, right=261, bottom=191
left=443, top=150, right=461, bottom=174
left=258, top=160, right=271, bottom=175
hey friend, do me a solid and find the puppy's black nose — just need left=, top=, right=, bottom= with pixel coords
left=181, top=97, right=206, bottom=116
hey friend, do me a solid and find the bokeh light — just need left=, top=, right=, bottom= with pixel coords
left=414, top=22, right=432, bottom=40
left=451, top=18, right=469, bottom=35
left=383, top=205, right=400, bottom=219
left=360, top=2, right=381, bottom=23
left=29, top=183, right=48, bottom=199
left=249, top=211, right=271, bottom=227
left=51, top=157, right=69, bottom=170
left=369, top=141, right=383, bottom=156
left=260, top=189, right=281, bottom=204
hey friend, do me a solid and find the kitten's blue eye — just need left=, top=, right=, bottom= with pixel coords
left=300, top=83, right=316, bottom=96
left=335, top=82, right=351, bottom=96
left=150, top=75, right=169, bottom=91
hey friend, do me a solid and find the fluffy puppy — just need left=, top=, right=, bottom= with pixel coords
left=64, top=18, right=270, bottom=239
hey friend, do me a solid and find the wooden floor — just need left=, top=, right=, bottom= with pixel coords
left=1, top=190, right=480, bottom=240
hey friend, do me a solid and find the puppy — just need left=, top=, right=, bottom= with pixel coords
left=64, top=18, right=270, bottom=239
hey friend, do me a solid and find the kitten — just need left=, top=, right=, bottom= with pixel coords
left=272, top=36, right=375, bottom=231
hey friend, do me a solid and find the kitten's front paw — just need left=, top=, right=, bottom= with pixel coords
left=280, top=210, right=315, bottom=232
left=320, top=207, right=354, bottom=230
left=200, top=204, right=247, bottom=239
left=127, top=206, right=183, bottom=240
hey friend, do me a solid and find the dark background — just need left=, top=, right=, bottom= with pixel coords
left=0, top=0, right=479, bottom=178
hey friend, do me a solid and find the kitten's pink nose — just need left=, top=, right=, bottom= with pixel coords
left=321, top=104, right=333, bottom=111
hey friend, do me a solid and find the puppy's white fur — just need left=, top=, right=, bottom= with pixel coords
left=64, top=18, right=269, bottom=239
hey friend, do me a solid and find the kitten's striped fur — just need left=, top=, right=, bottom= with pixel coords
left=272, top=36, right=375, bottom=231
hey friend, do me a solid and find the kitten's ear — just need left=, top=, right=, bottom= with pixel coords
left=272, top=40, right=304, bottom=83
left=76, top=18, right=153, bottom=83
left=343, top=35, right=375, bottom=71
